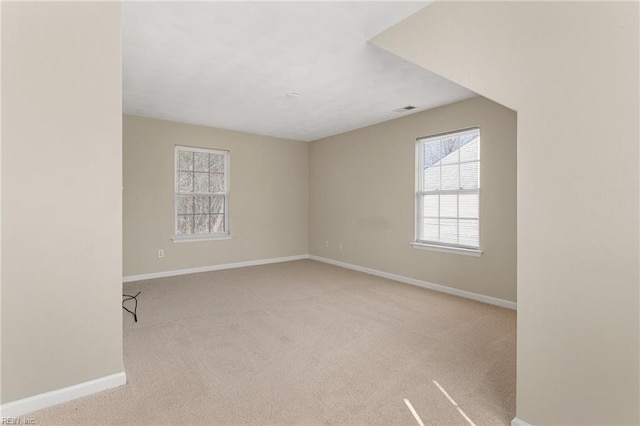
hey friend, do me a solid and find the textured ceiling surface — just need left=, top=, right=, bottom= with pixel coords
left=123, top=2, right=476, bottom=142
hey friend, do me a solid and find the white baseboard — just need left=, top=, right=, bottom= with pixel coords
left=512, top=417, right=533, bottom=426
left=0, top=372, right=126, bottom=418
left=308, top=255, right=517, bottom=310
left=122, top=253, right=516, bottom=310
left=123, top=254, right=309, bottom=283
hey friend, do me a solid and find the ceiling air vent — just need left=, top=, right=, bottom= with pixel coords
left=393, top=105, right=416, bottom=113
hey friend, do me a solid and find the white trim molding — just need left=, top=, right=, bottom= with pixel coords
left=512, top=417, right=533, bottom=426
left=410, top=242, right=483, bottom=257
left=123, top=254, right=309, bottom=283
left=123, top=253, right=516, bottom=310
left=308, top=255, right=516, bottom=310
left=0, top=372, right=126, bottom=418
left=172, top=235, right=232, bottom=243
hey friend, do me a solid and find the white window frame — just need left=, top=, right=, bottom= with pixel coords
left=412, top=128, right=482, bottom=257
left=173, top=145, right=230, bottom=242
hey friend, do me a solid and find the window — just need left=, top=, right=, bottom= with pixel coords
left=415, top=128, right=480, bottom=253
left=174, top=146, right=229, bottom=240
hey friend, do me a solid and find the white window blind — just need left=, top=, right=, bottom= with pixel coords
left=416, top=128, right=480, bottom=249
left=175, top=146, right=229, bottom=239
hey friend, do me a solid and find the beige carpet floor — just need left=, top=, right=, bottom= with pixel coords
left=31, top=259, right=516, bottom=425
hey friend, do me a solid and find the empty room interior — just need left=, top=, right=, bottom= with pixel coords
left=1, top=1, right=639, bottom=426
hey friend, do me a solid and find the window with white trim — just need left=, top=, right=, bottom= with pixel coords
left=175, top=146, right=229, bottom=239
left=415, top=128, right=480, bottom=250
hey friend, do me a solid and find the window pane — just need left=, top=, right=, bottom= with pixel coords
left=177, top=171, right=193, bottom=192
left=194, top=196, right=209, bottom=214
left=423, top=166, right=440, bottom=191
left=439, top=138, right=460, bottom=164
left=441, top=164, right=459, bottom=190
left=460, top=162, right=479, bottom=189
left=176, top=147, right=228, bottom=237
left=194, top=152, right=209, bottom=172
left=423, top=142, right=443, bottom=167
left=210, top=173, right=224, bottom=192
left=422, top=194, right=438, bottom=217
left=177, top=196, right=193, bottom=214
left=178, top=150, right=193, bottom=171
left=459, top=219, right=479, bottom=247
left=460, top=137, right=479, bottom=162
left=440, top=194, right=457, bottom=218
left=177, top=215, right=193, bottom=235
left=194, top=172, right=209, bottom=193
left=210, top=214, right=225, bottom=233
left=459, top=193, right=479, bottom=219
left=415, top=130, right=479, bottom=249
left=422, top=218, right=439, bottom=241
left=440, top=219, right=457, bottom=244
left=210, top=154, right=225, bottom=173
left=211, top=195, right=224, bottom=214
left=194, top=215, right=209, bottom=234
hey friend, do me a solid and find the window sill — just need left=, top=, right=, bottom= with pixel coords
left=410, top=242, right=483, bottom=257
left=172, top=235, right=231, bottom=243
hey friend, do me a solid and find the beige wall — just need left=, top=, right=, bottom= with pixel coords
left=123, top=115, right=309, bottom=277
left=0, top=0, right=4, bottom=406
left=372, top=1, right=640, bottom=424
left=1, top=2, right=123, bottom=403
left=0, top=1, right=3, bottom=404
left=309, top=97, right=517, bottom=302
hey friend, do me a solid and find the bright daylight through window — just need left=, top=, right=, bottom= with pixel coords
left=175, top=146, right=229, bottom=240
left=415, top=128, right=480, bottom=251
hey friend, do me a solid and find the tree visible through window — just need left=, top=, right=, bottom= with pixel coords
left=175, top=146, right=229, bottom=239
left=416, top=128, right=480, bottom=249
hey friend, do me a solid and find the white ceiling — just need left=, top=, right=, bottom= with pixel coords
left=122, top=2, right=476, bottom=142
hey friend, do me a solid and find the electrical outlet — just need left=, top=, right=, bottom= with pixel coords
left=324, top=241, right=329, bottom=248
left=338, top=242, right=343, bottom=250
left=158, top=249, right=164, bottom=258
